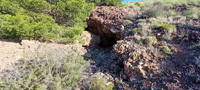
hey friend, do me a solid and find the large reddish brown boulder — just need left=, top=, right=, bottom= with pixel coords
left=86, top=6, right=127, bottom=47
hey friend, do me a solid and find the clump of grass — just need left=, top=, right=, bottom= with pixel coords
left=145, top=36, right=158, bottom=45
left=159, top=41, right=173, bottom=55
left=142, top=2, right=165, bottom=18
left=124, top=0, right=200, bottom=9
left=156, top=23, right=177, bottom=40
left=167, top=10, right=178, bottom=17
left=189, top=43, right=200, bottom=49
left=183, top=8, right=200, bottom=19
left=124, top=20, right=133, bottom=26
left=162, top=46, right=173, bottom=55
left=156, top=23, right=176, bottom=33
left=132, top=28, right=143, bottom=34
left=90, top=77, right=114, bottom=90
left=150, top=0, right=200, bottom=8
left=137, top=19, right=146, bottom=23
left=133, top=33, right=157, bottom=46
left=0, top=46, right=89, bottom=90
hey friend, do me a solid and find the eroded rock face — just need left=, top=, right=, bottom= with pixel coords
left=114, top=40, right=163, bottom=79
left=86, top=6, right=127, bottom=47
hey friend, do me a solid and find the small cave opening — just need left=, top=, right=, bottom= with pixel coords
left=98, top=37, right=117, bottom=48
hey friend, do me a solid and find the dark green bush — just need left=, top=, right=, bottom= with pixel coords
left=61, top=27, right=84, bottom=43
left=0, top=0, right=94, bottom=42
left=0, top=14, right=66, bottom=40
left=15, top=0, right=51, bottom=13
left=0, top=0, right=23, bottom=15
left=90, top=0, right=122, bottom=6
left=104, top=0, right=123, bottom=6
left=56, top=0, right=94, bottom=27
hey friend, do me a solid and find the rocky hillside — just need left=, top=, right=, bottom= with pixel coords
left=86, top=1, right=200, bottom=90
left=0, top=0, right=200, bottom=90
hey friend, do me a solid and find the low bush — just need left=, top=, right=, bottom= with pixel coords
left=156, top=23, right=176, bottom=40
left=0, top=0, right=94, bottom=43
left=17, top=0, right=51, bottom=13
left=56, top=0, right=94, bottom=27
left=89, top=0, right=122, bottom=6
left=134, top=35, right=157, bottom=46
left=183, top=8, right=200, bottom=19
left=90, top=77, right=114, bottom=90
left=145, top=36, right=158, bottom=45
left=143, top=0, right=200, bottom=8
left=142, top=2, right=165, bottom=18
left=159, top=41, right=173, bottom=55
left=0, top=0, right=23, bottom=15
left=0, top=14, right=64, bottom=40
left=167, top=10, right=178, bottom=17
left=156, top=24, right=176, bottom=33
left=61, top=27, right=84, bottom=43
left=0, top=46, right=89, bottom=90
left=162, top=46, right=173, bottom=55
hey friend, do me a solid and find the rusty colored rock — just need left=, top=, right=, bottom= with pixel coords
left=86, top=6, right=127, bottom=42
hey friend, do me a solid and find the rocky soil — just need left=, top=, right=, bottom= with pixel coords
left=86, top=5, right=200, bottom=90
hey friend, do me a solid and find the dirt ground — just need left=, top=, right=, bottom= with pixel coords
left=0, top=40, right=86, bottom=72
left=0, top=40, right=24, bottom=71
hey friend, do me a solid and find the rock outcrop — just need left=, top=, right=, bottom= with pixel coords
left=114, top=39, right=163, bottom=79
left=86, top=6, right=127, bottom=47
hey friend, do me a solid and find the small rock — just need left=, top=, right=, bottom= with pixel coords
left=73, top=87, right=80, bottom=90
left=84, top=53, right=92, bottom=58
left=115, top=78, right=120, bottom=82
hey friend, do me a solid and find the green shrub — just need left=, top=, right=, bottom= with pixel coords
left=142, top=2, right=165, bottom=18
left=132, top=28, right=143, bottom=34
left=162, top=46, right=173, bottom=55
left=0, top=12, right=85, bottom=42
left=90, top=0, right=103, bottom=6
left=56, top=0, right=94, bottom=27
left=0, top=0, right=23, bottom=15
left=0, top=0, right=94, bottom=42
left=90, top=78, right=114, bottom=90
left=61, top=27, right=84, bottom=43
left=156, top=24, right=176, bottom=33
left=0, top=14, right=63, bottom=40
left=144, top=36, right=158, bottom=45
left=167, top=10, right=178, bottom=17
left=143, top=0, right=200, bottom=8
left=134, top=35, right=157, bottom=45
left=0, top=46, right=89, bottom=90
left=104, top=0, right=123, bottom=6
left=90, top=0, right=122, bottom=6
left=183, top=8, right=200, bottom=19
left=156, top=23, right=176, bottom=40
left=159, top=42, right=173, bottom=55
left=17, top=0, right=51, bottom=13
left=137, top=19, right=146, bottom=23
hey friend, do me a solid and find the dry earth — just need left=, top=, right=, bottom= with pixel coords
left=0, top=40, right=86, bottom=72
